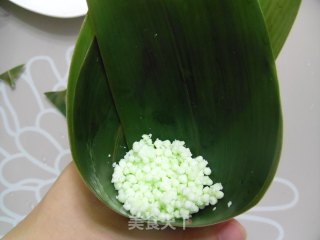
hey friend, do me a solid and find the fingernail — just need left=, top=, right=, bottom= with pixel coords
left=218, top=221, right=246, bottom=240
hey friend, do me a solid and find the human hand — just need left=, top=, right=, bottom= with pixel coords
left=4, top=162, right=246, bottom=240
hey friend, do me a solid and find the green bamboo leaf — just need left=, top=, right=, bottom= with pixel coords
left=44, top=90, right=67, bottom=116
left=259, top=0, right=301, bottom=57
left=66, top=17, right=128, bottom=214
left=66, top=16, right=93, bottom=105
left=67, top=16, right=95, bottom=147
left=42, top=0, right=302, bottom=122
left=67, top=0, right=283, bottom=226
left=69, top=38, right=128, bottom=214
left=0, top=64, right=24, bottom=89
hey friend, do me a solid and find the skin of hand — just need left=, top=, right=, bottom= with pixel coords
left=3, top=162, right=246, bottom=240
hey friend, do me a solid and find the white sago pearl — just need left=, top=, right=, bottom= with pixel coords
left=111, top=134, right=224, bottom=221
left=203, top=167, right=211, bottom=175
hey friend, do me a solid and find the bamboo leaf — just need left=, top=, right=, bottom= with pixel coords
left=259, top=0, right=301, bottom=57
left=66, top=16, right=94, bottom=103
left=66, top=18, right=128, bottom=215
left=69, top=38, right=128, bottom=214
left=67, top=16, right=96, bottom=158
left=67, top=0, right=283, bottom=226
left=41, top=0, right=303, bottom=122
left=0, top=64, right=24, bottom=89
left=44, top=90, right=67, bottom=116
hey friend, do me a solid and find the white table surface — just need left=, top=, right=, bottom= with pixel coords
left=0, top=1, right=319, bottom=239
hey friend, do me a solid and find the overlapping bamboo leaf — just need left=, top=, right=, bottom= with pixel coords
left=66, top=0, right=300, bottom=227
left=259, top=0, right=301, bottom=57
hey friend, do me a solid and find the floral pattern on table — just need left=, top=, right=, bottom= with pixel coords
left=0, top=47, right=74, bottom=236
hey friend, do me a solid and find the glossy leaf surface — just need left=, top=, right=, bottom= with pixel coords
left=66, top=0, right=300, bottom=227
left=84, top=0, right=282, bottom=226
